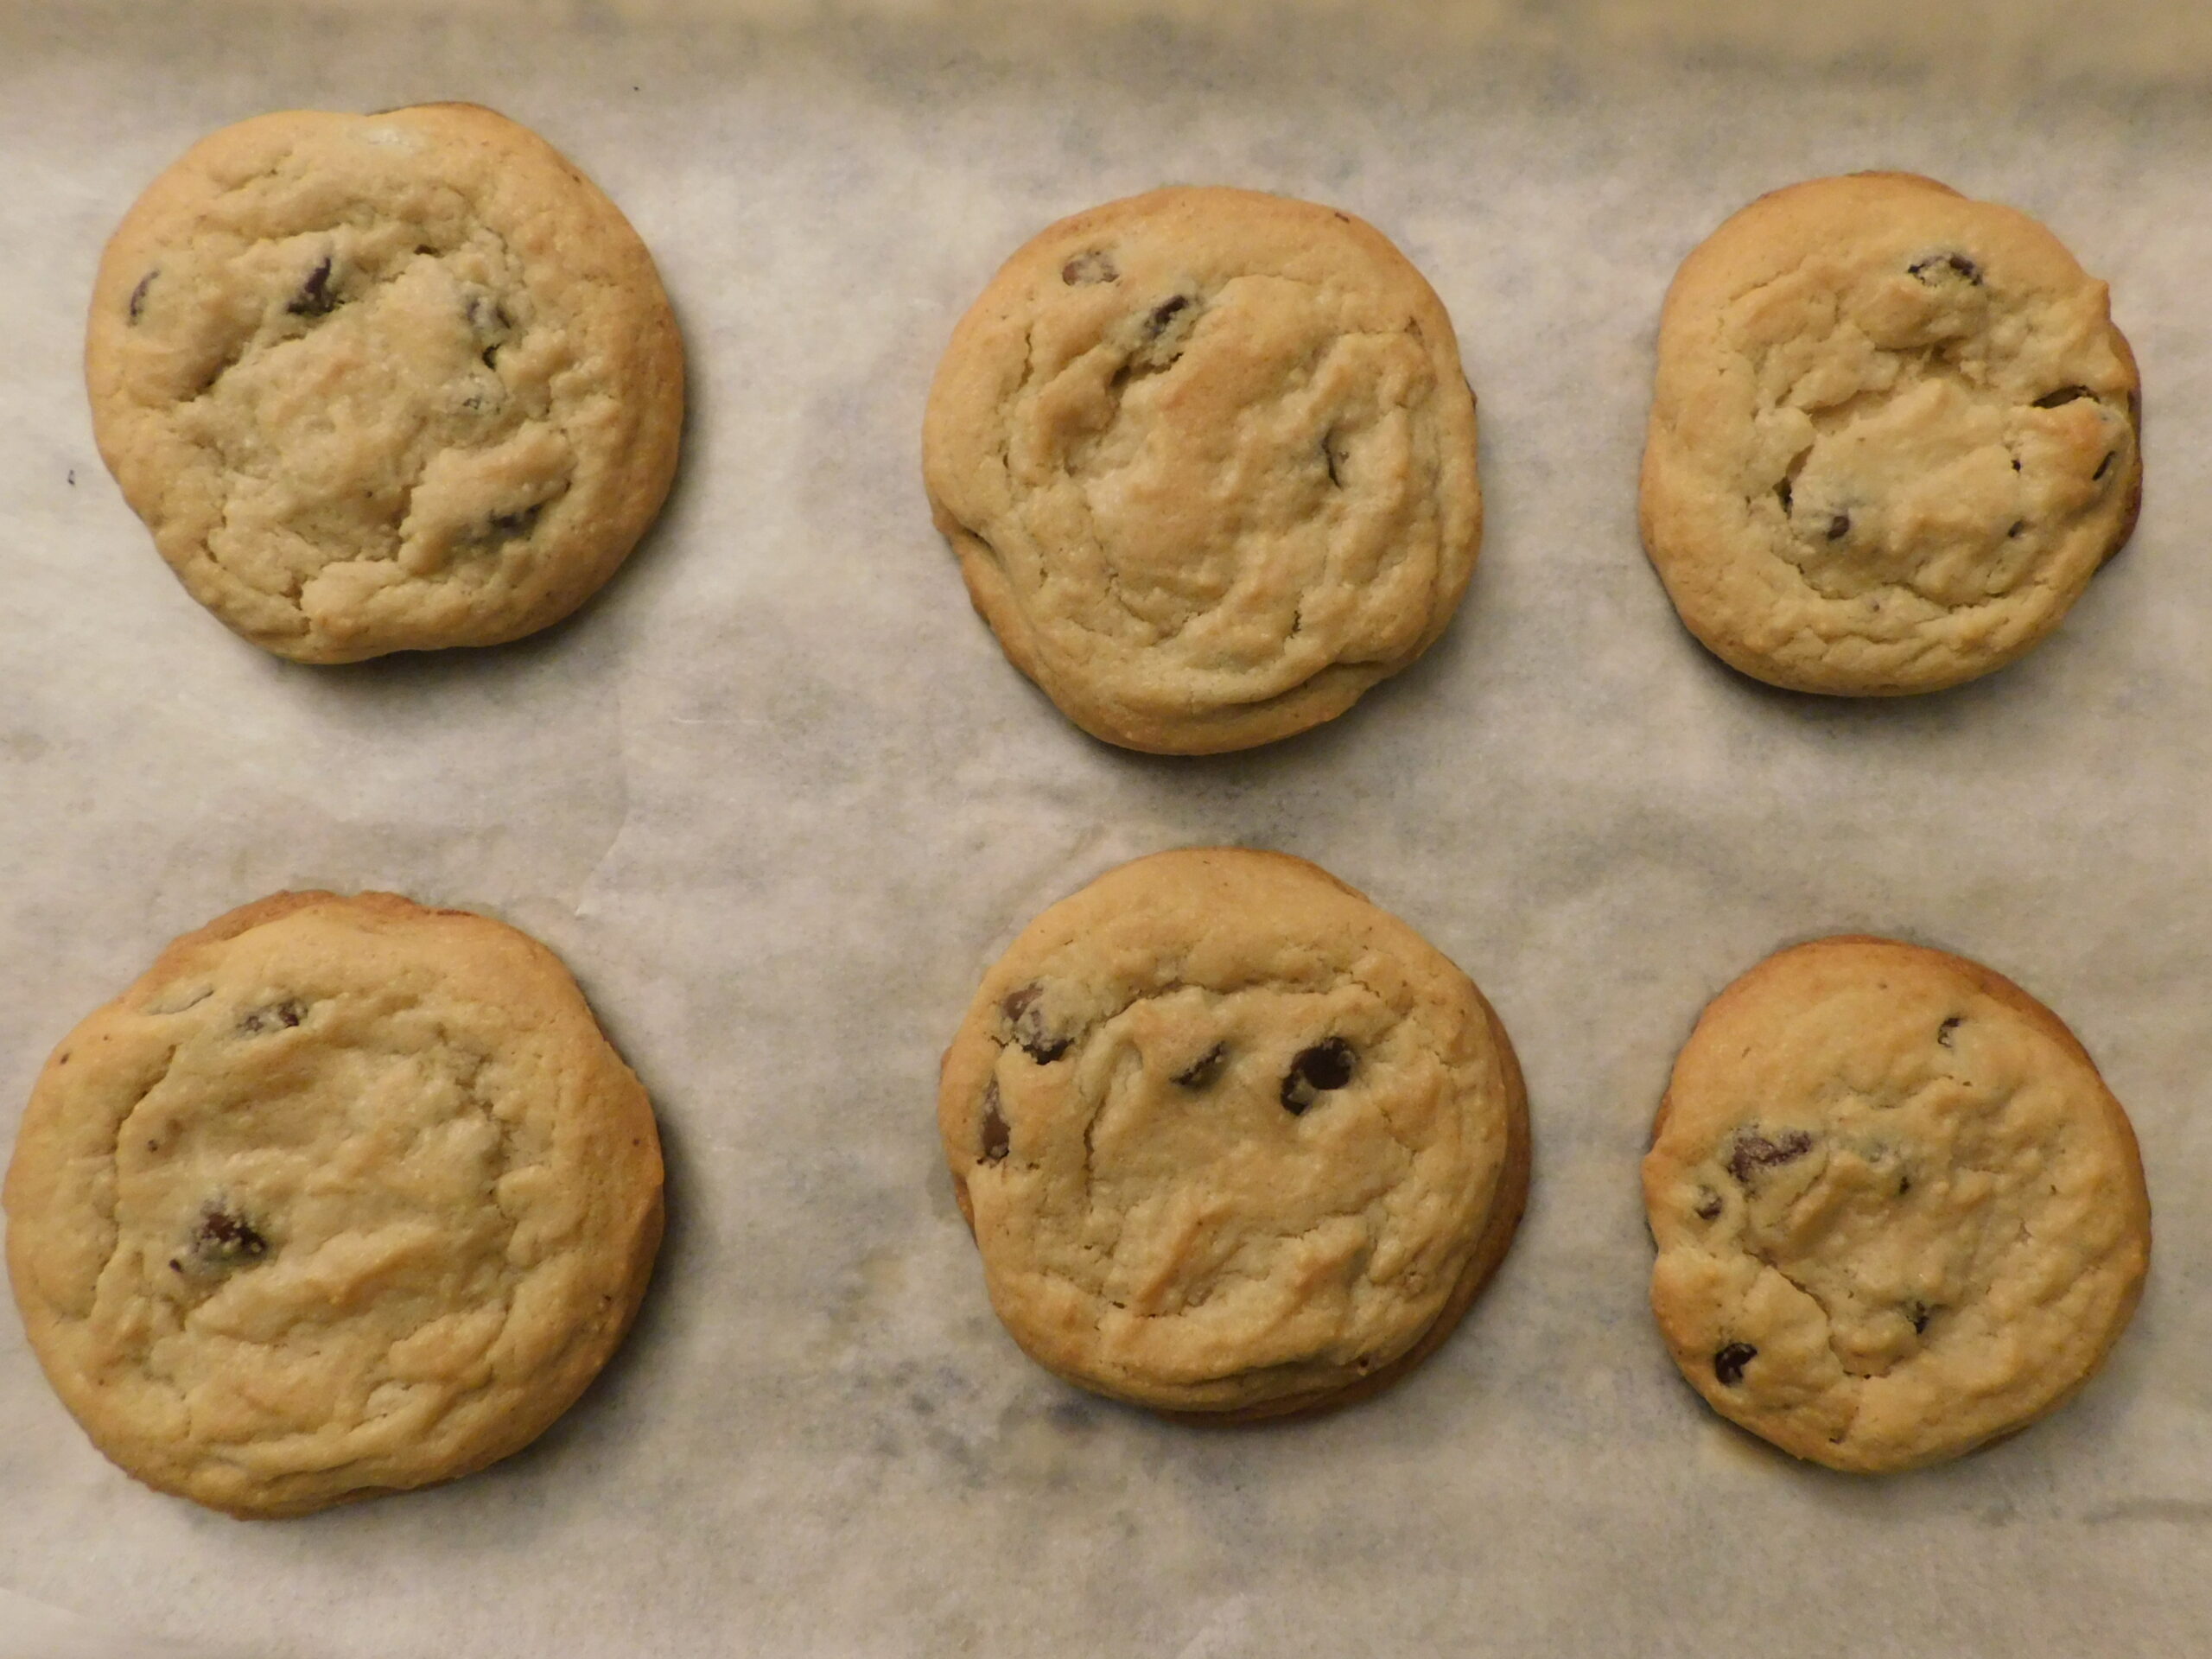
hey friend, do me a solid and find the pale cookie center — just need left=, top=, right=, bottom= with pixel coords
left=1737, top=258, right=2128, bottom=609
left=1003, top=272, right=1443, bottom=682
left=131, top=207, right=576, bottom=608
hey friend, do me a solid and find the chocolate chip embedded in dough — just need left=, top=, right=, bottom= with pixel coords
left=1280, top=1037, right=1355, bottom=1116
left=1173, top=1043, right=1228, bottom=1090
left=1826, top=512, right=1851, bottom=542
left=979, top=1081, right=1010, bottom=1164
left=1060, top=250, right=1118, bottom=286
left=1908, top=251, right=1982, bottom=285
left=1713, top=1342, right=1758, bottom=1386
left=286, top=256, right=341, bottom=319
left=1905, top=1300, right=1935, bottom=1335
left=1694, top=1189, right=1725, bottom=1222
left=239, top=1000, right=306, bottom=1034
left=1936, top=1015, right=1962, bottom=1048
left=1726, top=1128, right=1813, bottom=1185
left=192, top=1205, right=270, bottom=1268
left=1002, top=984, right=1071, bottom=1064
left=1144, top=295, right=1190, bottom=339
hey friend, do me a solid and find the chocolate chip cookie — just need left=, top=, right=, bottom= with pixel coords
left=3, top=893, right=664, bottom=1516
left=1641, top=173, right=2140, bottom=695
left=923, top=188, right=1481, bottom=753
left=1643, top=936, right=2151, bottom=1472
left=939, top=849, right=1529, bottom=1417
left=86, top=105, right=683, bottom=662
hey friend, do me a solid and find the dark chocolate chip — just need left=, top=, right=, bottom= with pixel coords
left=1060, top=250, right=1118, bottom=286
left=1826, top=512, right=1851, bottom=541
left=1694, top=1189, right=1724, bottom=1222
left=127, top=270, right=156, bottom=323
left=2032, top=385, right=2091, bottom=409
left=1002, top=984, right=1071, bottom=1064
left=1713, top=1342, right=1758, bottom=1386
left=287, top=256, right=340, bottom=319
left=1776, top=478, right=1792, bottom=514
left=194, top=1205, right=268, bottom=1264
left=1281, top=1037, right=1356, bottom=1115
left=239, top=1000, right=306, bottom=1034
left=1908, top=252, right=1982, bottom=285
left=1726, top=1128, right=1814, bottom=1185
left=979, top=1082, right=1009, bottom=1164
left=1906, top=1300, right=1934, bottom=1335
left=2094, top=451, right=2116, bottom=481
left=2012, top=456, right=2023, bottom=472
left=1173, top=1043, right=1228, bottom=1090
left=1936, top=1015, right=1961, bottom=1048
left=1144, top=295, right=1189, bottom=339
left=1897, top=1174, right=1913, bottom=1197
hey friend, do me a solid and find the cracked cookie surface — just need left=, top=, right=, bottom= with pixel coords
left=923, top=188, right=1481, bottom=753
left=1643, top=936, right=2150, bottom=1472
left=86, top=105, right=683, bottom=663
left=3, top=892, right=663, bottom=1516
left=1640, top=173, right=2139, bottom=695
left=938, top=849, right=1528, bottom=1417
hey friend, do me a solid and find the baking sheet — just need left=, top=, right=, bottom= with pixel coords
left=3, top=3, right=2210, bottom=1654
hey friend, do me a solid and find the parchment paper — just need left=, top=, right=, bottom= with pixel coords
left=3, top=3, right=2209, bottom=1654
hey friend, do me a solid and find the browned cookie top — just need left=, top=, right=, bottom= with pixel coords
left=86, top=105, right=683, bottom=662
left=4, top=892, right=664, bottom=1516
left=1643, top=936, right=2150, bottom=1472
left=925, top=188, right=1480, bottom=753
left=939, top=849, right=1526, bottom=1415
left=1641, top=174, right=2138, bottom=695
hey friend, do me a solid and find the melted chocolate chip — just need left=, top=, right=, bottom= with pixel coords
left=1726, top=1128, right=1814, bottom=1185
left=2094, top=451, right=2116, bottom=481
left=1908, top=251, right=1982, bottom=285
left=1061, top=250, right=1118, bottom=286
left=1694, top=1189, right=1724, bottom=1222
left=1173, top=1043, right=1228, bottom=1089
left=127, top=270, right=156, bottom=323
left=1002, top=984, right=1071, bottom=1064
left=979, top=1082, right=1009, bottom=1164
left=1936, top=1015, right=1961, bottom=1048
left=194, top=1205, right=268, bottom=1265
left=287, top=256, right=340, bottom=319
left=239, top=1000, right=306, bottom=1034
left=1826, top=512, right=1851, bottom=541
left=1144, top=295, right=1189, bottom=339
left=2032, top=385, right=2091, bottom=409
left=1281, top=1037, right=1356, bottom=1116
left=1713, top=1342, right=1758, bottom=1387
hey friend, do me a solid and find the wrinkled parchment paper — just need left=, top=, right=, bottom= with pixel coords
left=3, top=3, right=2209, bottom=1654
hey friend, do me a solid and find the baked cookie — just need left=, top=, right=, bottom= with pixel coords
left=938, top=849, right=1528, bottom=1417
left=1643, top=936, right=2151, bottom=1473
left=1640, top=173, right=2140, bottom=695
left=923, top=188, right=1481, bottom=753
left=3, top=892, right=663, bottom=1516
left=86, top=105, right=683, bottom=663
